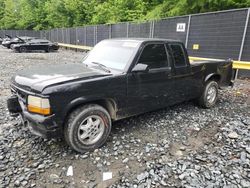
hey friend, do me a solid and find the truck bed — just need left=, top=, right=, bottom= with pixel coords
left=190, top=59, right=227, bottom=66
left=190, top=59, right=233, bottom=87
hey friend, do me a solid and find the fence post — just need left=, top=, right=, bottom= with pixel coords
left=61, top=29, right=63, bottom=43
left=68, top=28, right=70, bottom=44
left=109, top=24, right=112, bottom=39
left=149, top=20, right=155, bottom=38
left=126, top=22, right=129, bottom=38
left=95, top=25, right=97, bottom=45
left=236, top=8, right=250, bottom=79
left=84, top=27, right=87, bottom=45
left=56, top=28, right=58, bottom=42
left=185, top=15, right=191, bottom=48
left=75, top=27, right=78, bottom=44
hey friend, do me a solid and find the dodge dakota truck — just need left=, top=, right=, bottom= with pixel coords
left=7, top=38, right=233, bottom=153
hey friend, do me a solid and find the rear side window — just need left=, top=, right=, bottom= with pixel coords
left=138, top=44, right=168, bottom=69
left=169, top=43, right=186, bottom=67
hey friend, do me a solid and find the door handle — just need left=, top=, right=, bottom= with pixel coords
left=148, top=67, right=171, bottom=74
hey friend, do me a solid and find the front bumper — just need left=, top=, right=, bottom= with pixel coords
left=2, top=43, right=10, bottom=48
left=7, top=95, right=63, bottom=139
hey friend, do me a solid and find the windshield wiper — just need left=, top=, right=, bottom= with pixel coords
left=91, top=62, right=111, bottom=73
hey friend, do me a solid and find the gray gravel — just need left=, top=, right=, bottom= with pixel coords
left=0, top=46, right=249, bottom=187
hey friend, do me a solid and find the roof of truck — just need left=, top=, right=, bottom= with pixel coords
left=106, top=38, right=181, bottom=43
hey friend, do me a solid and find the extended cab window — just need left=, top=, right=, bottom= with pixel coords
left=138, top=44, right=168, bottom=69
left=169, top=43, right=186, bottom=67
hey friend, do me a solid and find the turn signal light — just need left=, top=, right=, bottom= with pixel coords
left=27, top=95, right=51, bottom=115
left=27, top=105, right=51, bottom=115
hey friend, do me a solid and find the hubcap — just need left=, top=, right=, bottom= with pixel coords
left=207, top=86, right=217, bottom=104
left=20, top=47, right=26, bottom=52
left=77, top=115, right=105, bottom=145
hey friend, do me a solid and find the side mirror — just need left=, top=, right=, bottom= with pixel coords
left=132, top=63, right=149, bottom=73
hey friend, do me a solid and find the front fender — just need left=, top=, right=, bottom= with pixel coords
left=63, top=96, right=90, bottom=118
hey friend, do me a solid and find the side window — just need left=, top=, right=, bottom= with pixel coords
left=169, top=43, right=186, bottom=67
left=138, top=44, right=168, bottom=69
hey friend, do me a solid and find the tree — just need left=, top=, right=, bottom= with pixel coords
left=17, top=0, right=48, bottom=30
left=0, top=0, right=5, bottom=29
left=63, top=0, right=93, bottom=27
left=91, top=0, right=147, bottom=24
left=44, top=0, right=69, bottom=28
left=0, top=0, right=249, bottom=30
left=0, top=0, right=20, bottom=29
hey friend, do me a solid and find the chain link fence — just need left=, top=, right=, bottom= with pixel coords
left=0, top=30, right=41, bottom=38
left=0, top=8, right=250, bottom=76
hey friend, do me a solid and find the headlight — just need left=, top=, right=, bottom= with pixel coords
left=27, top=95, right=51, bottom=115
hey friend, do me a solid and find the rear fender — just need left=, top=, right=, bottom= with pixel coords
left=204, top=73, right=221, bottom=83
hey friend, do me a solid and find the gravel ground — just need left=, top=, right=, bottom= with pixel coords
left=0, top=46, right=249, bottom=188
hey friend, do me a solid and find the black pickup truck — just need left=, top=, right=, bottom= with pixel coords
left=7, top=38, right=233, bottom=153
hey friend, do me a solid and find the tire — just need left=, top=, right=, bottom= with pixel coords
left=64, top=104, right=112, bottom=153
left=45, top=46, right=53, bottom=53
left=198, top=80, right=219, bottom=108
left=19, top=46, right=27, bottom=53
left=45, top=48, right=50, bottom=53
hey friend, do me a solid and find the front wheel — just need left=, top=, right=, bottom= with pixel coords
left=198, top=80, right=219, bottom=108
left=64, top=104, right=112, bottom=153
left=19, top=46, right=27, bottom=53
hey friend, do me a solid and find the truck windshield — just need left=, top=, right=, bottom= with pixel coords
left=83, top=40, right=140, bottom=71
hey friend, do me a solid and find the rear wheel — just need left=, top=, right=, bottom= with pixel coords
left=198, top=80, right=219, bottom=108
left=19, top=46, right=27, bottom=53
left=64, top=104, right=112, bottom=153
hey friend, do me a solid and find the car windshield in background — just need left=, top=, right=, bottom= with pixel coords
left=83, top=40, right=140, bottom=71
left=13, top=38, right=20, bottom=42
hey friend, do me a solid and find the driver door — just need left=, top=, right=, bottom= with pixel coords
left=126, top=43, right=174, bottom=116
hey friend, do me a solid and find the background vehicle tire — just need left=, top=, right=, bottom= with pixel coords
left=198, top=80, right=219, bottom=108
left=45, top=46, right=53, bottom=53
left=64, top=104, right=112, bottom=153
left=19, top=46, right=27, bottom=53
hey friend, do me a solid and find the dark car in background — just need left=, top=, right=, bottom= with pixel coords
left=1, top=34, right=12, bottom=46
left=11, top=39, right=59, bottom=53
left=2, top=36, right=37, bottom=49
left=0, top=37, right=2, bottom=44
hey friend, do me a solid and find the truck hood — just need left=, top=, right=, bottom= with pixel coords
left=12, top=63, right=110, bottom=92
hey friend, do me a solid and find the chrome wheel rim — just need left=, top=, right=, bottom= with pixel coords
left=77, top=115, right=105, bottom=145
left=207, top=86, right=217, bottom=104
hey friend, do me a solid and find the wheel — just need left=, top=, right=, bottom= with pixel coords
left=64, top=104, right=112, bottom=153
left=198, top=80, right=219, bottom=108
left=19, top=46, right=27, bottom=53
left=45, top=46, right=53, bottom=53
